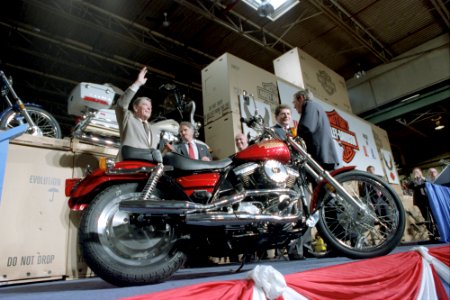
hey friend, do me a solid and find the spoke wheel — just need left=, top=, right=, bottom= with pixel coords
left=316, top=170, right=405, bottom=259
left=80, top=183, right=186, bottom=286
left=0, top=106, right=62, bottom=138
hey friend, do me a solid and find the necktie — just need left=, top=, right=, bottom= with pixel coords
left=188, top=142, right=196, bottom=159
left=143, top=122, right=151, bottom=145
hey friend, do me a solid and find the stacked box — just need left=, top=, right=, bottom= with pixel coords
left=0, top=134, right=120, bottom=284
left=204, top=112, right=242, bottom=159
left=273, top=48, right=352, bottom=113
left=202, top=53, right=280, bottom=158
left=66, top=139, right=118, bottom=279
left=0, top=135, right=72, bottom=284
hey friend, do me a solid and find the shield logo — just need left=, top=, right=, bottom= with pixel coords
left=327, top=110, right=359, bottom=163
left=317, top=70, right=336, bottom=95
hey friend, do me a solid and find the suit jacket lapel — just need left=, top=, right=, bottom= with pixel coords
left=180, top=144, right=188, bottom=157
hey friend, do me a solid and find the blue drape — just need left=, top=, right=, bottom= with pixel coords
left=425, top=182, right=450, bottom=243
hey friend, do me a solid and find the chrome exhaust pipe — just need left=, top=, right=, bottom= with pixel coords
left=185, top=212, right=301, bottom=226
left=119, top=192, right=246, bottom=214
left=120, top=189, right=298, bottom=215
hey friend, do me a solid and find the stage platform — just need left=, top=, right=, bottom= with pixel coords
left=0, top=243, right=448, bottom=300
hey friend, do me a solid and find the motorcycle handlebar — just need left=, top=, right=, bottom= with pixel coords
left=240, top=116, right=251, bottom=124
left=241, top=115, right=265, bottom=129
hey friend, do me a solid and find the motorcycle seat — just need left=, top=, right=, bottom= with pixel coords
left=163, top=152, right=232, bottom=171
left=121, top=145, right=163, bottom=163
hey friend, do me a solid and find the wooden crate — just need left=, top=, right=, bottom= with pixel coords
left=0, top=136, right=73, bottom=284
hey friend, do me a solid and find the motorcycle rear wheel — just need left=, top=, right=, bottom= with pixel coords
left=79, top=183, right=186, bottom=286
left=316, top=170, right=405, bottom=259
left=0, top=106, right=62, bottom=138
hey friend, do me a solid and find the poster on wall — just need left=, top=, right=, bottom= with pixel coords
left=380, top=148, right=400, bottom=184
left=239, top=94, right=274, bottom=140
left=277, top=79, right=385, bottom=176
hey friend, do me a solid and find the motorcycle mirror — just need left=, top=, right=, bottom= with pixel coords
left=250, top=93, right=259, bottom=116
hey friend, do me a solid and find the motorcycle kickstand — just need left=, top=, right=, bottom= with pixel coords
left=234, top=253, right=253, bottom=273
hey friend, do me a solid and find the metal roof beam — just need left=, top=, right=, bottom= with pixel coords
left=0, top=21, right=173, bottom=78
left=364, top=85, right=450, bottom=124
left=175, top=0, right=296, bottom=54
left=307, top=0, right=393, bottom=63
left=0, top=20, right=202, bottom=91
left=429, top=0, right=450, bottom=28
left=26, top=0, right=213, bottom=69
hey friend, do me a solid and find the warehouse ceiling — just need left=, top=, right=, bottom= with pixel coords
left=0, top=0, right=449, bottom=172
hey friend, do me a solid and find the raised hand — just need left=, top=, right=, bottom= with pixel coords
left=135, top=66, right=148, bottom=87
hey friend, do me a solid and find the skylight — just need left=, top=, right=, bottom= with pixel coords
left=242, top=0, right=299, bottom=21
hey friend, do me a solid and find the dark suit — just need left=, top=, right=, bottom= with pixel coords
left=297, top=100, right=339, bottom=170
left=173, top=141, right=212, bottom=160
left=272, top=123, right=289, bottom=140
left=115, top=87, right=160, bottom=160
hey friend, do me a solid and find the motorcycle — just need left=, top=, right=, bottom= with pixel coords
left=66, top=94, right=405, bottom=287
left=0, top=70, right=62, bottom=138
left=67, top=82, right=198, bottom=149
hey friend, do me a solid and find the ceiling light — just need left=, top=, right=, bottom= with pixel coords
left=435, top=123, right=445, bottom=130
left=257, top=0, right=275, bottom=18
left=400, top=94, right=420, bottom=103
left=433, top=116, right=445, bottom=130
left=354, top=70, right=366, bottom=79
left=162, top=12, right=170, bottom=27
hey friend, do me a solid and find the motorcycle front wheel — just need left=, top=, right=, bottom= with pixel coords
left=79, top=183, right=186, bottom=286
left=0, top=106, right=62, bottom=138
left=316, top=170, right=405, bottom=259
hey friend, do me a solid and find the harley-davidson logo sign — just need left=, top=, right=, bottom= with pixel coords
left=327, top=110, right=359, bottom=163
left=317, top=70, right=336, bottom=95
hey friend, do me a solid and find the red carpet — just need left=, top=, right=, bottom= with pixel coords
left=123, top=245, right=450, bottom=300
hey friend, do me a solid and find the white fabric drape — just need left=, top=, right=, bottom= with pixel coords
left=248, top=265, right=308, bottom=300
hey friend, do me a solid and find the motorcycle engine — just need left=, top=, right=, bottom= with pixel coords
left=232, top=161, right=301, bottom=218
left=233, top=160, right=299, bottom=189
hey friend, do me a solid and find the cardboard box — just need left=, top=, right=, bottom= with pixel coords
left=204, top=112, right=243, bottom=159
left=400, top=194, right=431, bottom=243
left=273, top=48, right=352, bottom=113
left=65, top=210, right=95, bottom=279
left=65, top=146, right=116, bottom=279
left=0, top=135, right=120, bottom=283
left=202, top=52, right=280, bottom=125
left=0, top=140, right=73, bottom=284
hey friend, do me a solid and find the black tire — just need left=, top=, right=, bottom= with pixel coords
left=0, top=106, right=62, bottom=138
left=316, top=170, right=405, bottom=259
left=79, top=183, right=186, bottom=286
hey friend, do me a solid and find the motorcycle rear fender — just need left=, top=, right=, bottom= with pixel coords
left=67, top=160, right=156, bottom=211
left=310, top=165, right=356, bottom=211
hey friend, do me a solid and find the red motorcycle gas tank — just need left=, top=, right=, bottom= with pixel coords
left=235, top=140, right=291, bottom=163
